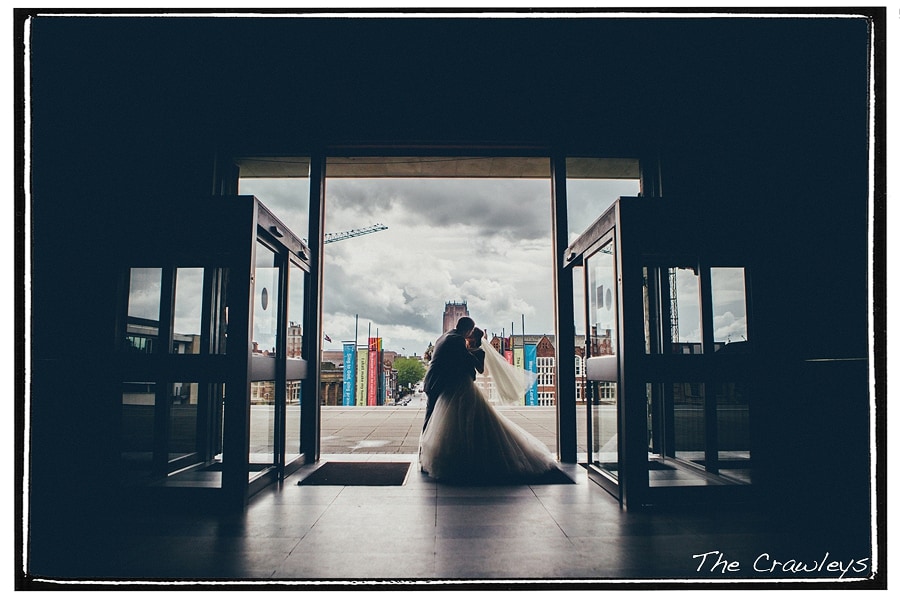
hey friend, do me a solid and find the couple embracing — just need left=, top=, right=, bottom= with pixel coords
left=418, top=316, right=558, bottom=483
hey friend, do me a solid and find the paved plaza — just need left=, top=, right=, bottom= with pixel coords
left=319, top=396, right=588, bottom=457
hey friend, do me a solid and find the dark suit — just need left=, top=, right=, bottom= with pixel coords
left=422, top=328, right=482, bottom=431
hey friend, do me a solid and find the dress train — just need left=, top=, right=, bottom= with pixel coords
left=419, top=377, right=557, bottom=483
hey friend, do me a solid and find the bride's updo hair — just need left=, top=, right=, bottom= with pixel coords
left=470, top=327, right=484, bottom=345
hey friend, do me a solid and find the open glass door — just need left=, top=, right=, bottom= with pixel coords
left=567, top=197, right=755, bottom=508
left=248, top=204, right=311, bottom=490
left=119, top=263, right=229, bottom=487
left=116, top=196, right=310, bottom=507
left=643, top=262, right=753, bottom=485
left=583, top=230, right=620, bottom=496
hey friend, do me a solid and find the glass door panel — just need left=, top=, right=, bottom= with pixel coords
left=285, top=260, right=306, bottom=463
left=171, top=268, right=204, bottom=353
left=252, top=243, right=280, bottom=357
left=643, top=263, right=753, bottom=487
left=120, top=381, right=156, bottom=482
left=672, top=381, right=706, bottom=465
left=585, top=237, right=618, bottom=478
left=715, top=381, right=751, bottom=482
left=124, top=267, right=162, bottom=353
left=668, top=266, right=703, bottom=354
left=710, top=267, right=752, bottom=480
left=168, top=381, right=201, bottom=467
left=710, top=267, right=749, bottom=350
left=250, top=241, right=279, bottom=470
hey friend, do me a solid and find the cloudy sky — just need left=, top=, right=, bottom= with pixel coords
left=126, top=170, right=746, bottom=357
left=239, top=172, right=642, bottom=356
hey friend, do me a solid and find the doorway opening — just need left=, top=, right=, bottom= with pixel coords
left=237, top=154, right=641, bottom=462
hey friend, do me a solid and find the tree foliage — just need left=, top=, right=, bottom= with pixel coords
left=394, top=356, right=426, bottom=389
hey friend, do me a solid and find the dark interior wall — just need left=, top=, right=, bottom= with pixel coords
left=24, top=14, right=875, bottom=521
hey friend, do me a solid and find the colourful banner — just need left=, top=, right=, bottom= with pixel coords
left=513, top=347, right=525, bottom=405
left=367, top=337, right=380, bottom=406
left=356, top=348, right=368, bottom=406
left=505, top=350, right=513, bottom=365
left=513, top=347, right=524, bottom=371
left=524, top=343, right=538, bottom=406
left=342, top=342, right=356, bottom=406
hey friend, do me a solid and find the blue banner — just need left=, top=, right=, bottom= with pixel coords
left=524, top=344, right=538, bottom=406
left=342, top=342, right=356, bottom=406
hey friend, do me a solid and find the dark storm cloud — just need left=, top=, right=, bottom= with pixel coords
left=325, top=178, right=552, bottom=241
left=323, top=257, right=434, bottom=332
left=238, top=176, right=561, bottom=352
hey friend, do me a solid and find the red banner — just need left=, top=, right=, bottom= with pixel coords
left=367, top=337, right=380, bottom=406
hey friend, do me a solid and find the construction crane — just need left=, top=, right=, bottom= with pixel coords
left=303, top=223, right=388, bottom=246
left=325, top=223, right=387, bottom=244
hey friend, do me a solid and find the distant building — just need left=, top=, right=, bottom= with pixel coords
left=479, top=333, right=614, bottom=407
left=442, top=301, right=470, bottom=333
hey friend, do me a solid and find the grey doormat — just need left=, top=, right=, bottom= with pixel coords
left=297, top=461, right=411, bottom=486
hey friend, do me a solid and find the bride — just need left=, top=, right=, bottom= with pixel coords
left=419, top=327, right=559, bottom=483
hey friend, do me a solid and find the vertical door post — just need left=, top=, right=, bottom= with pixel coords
left=301, top=153, right=326, bottom=463
left=551, top=154, right=577, bottom=463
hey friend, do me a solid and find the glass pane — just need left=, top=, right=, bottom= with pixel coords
left=172, top=268, right=204, bottom=354
left=120, top=381, right=156, bottom=481
left=168, top=381, right=200, bottom=464
left=586, top=240, right=618, bottom=477
left=286, top=381, right=302, bottom=463
left=715, top=381, right=752, bottom=483
left=669, top=267, right=703, bottom=354
left=286, top=262, right=305, bottom=459
left=250, top=381, right=276, bottom=469
left=647, top=382, right=681, bottom=486
left=253, top=243, right=280, bottom=357
left=251, top=242, right=279, bottom=468
left=589, top=380, right=618, bottom=474
left=710, top=267, right=749, bottom=351
left=287, top=263, right=305, bottom=359
left=565, top=157, right=641, bottom=243
left=673, top=381, right=705, bottom=464
left=210, top=268, right=229, bottom=355
left=588, top=242, right=616, bottom=357
left=124, top=267, right=161, bottom=353
left=212, top=382, right=226, bottom=464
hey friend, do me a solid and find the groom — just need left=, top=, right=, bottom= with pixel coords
left=422, top=316, right=481, bottom=431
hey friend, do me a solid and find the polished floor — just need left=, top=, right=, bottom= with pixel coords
left=25, top=405, right=876, bottom=587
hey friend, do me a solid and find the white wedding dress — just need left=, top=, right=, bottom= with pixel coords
left=419, top=338, right=558, bottom=483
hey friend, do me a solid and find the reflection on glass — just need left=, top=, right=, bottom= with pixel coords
left=711, top=267, right=749, bottom=351
left=172, top=268, right=204, bottom=354
left=120, top=381, right=156, bottom=476
left=253, top=243, right=279, bottom=356
left=125, top=268, right=162, bottom=353
left=669, top=267, right=702, bottom=354
left=168, top=381, right=199, bottom=463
